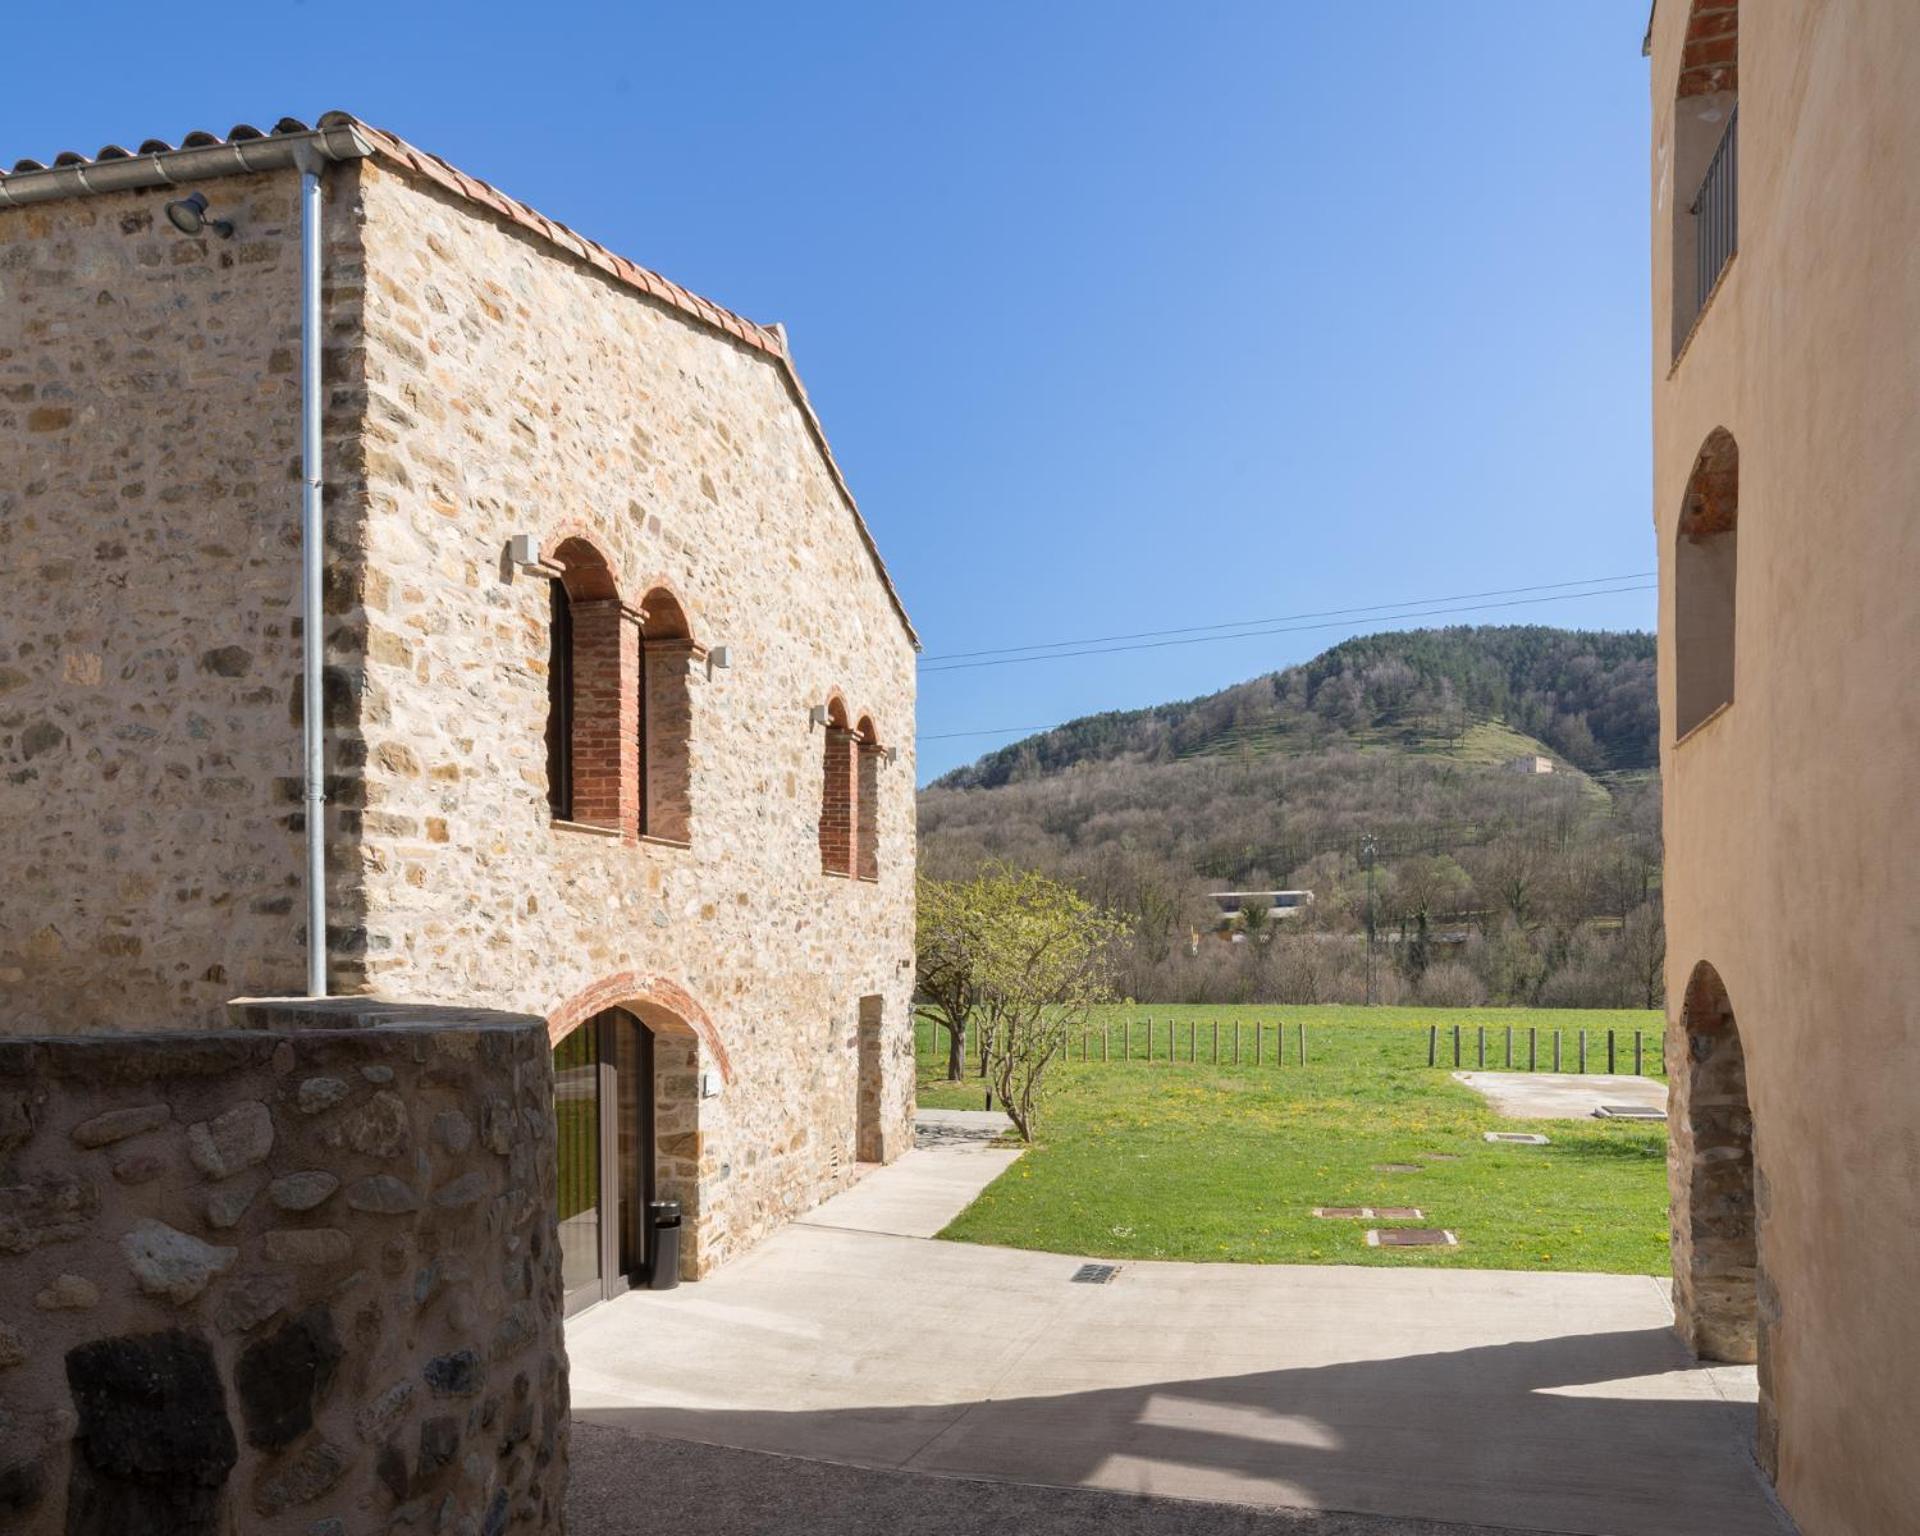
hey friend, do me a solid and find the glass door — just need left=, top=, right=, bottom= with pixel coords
left=554, top=1010, right=654, bottom=1315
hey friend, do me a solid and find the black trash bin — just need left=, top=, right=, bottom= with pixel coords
left=646, top=1200, right=682, bottom=1291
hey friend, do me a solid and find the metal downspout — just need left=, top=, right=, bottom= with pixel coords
left=295, top=143, right=328, bottom=997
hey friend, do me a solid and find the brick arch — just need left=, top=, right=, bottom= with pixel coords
left=822, top=691, right=851, bottom=731
left=855, top=712, right=882, bottom=748
left=1675, top=427, right=1739, bottom=737
left=547, top=531, right=623, bottom=602
left=636, top=578, right=698, bottom=645
left=1676, top=1, right=1737, bottom=99
left=544, top=971, right=732, bottom=1081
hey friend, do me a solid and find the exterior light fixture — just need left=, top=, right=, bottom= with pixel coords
left=885, top=746, right=899, bottom=766
left=808, top=704, right=829, bottom=726
left=508, top=533, right=542, bottom=569
left=164, top=191, right=233, bottom=239
left=708, top=645, right=732, bottom=670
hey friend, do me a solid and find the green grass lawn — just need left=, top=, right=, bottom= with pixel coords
left=918, top=1004, right=1670, bottom=1275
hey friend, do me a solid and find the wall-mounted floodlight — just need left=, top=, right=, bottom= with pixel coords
left=164, top=191, right=234, bottom=239
left=808, top=705, right=829, bottom=727
left=508, top=533, right=543, bottom=570
left=708, top=645, right=732, bottom=670
left=885, top=746, right=900, bottom=766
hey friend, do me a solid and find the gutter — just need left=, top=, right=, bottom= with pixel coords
left=0, top=121, right=373, bottom=206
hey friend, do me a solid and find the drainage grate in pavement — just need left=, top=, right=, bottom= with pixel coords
left=1483, top=1132, right=1550, bottom=1145
left=1071, top=1263, right=1120, bottom=1285
left=1594, top=1105, right=1665, bottom=1121
left=1366, top=1228, right=1458, bottom=1248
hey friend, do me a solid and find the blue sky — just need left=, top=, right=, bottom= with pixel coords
left=3, top=2, right=1655, bottom=783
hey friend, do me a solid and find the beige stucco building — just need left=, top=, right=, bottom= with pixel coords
left=0, top=112, right=919, bottom=1306
left=1647, top=6, right=1920, bottom=1535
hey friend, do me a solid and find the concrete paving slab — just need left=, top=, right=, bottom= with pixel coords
left=569, top=1150, right=1786, bottom=1536
left=1453, top=1072, right=1668, bottom=1121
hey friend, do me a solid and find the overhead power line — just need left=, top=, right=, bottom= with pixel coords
left=919, top=725, right=1053, bottom=742
left=918, top=572, right=1655, bottom=666
left=917, top=581, right=1655, bottom=675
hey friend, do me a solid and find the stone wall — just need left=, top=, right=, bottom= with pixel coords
left=0, top=1001, right=566, bottom=1534
left=340, top=159, right=919, bottom=1274
left=0, top=172, right=371, bottom=1031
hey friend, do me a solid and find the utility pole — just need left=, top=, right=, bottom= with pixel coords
left=1362, top=832, right=1378, bottom=1006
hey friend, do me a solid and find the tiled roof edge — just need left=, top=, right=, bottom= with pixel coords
left=0, top=111, right=919, bottom=649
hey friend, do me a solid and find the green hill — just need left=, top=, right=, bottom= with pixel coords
left=918, top=626, right=1664, bottom=1010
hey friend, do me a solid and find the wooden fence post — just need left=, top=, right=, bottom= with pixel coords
left=1578, top=1029, right=1588, bottom=1073
left=1529, top=1027, right=1537, bottom=1072
left=1607, top=1029, right=1616, bottom=1074
left=1298, top=1022, right=1307, bottom=1066
left=1233, top=1022, right=1241, bottom=1065
left=1212, top=1021, right=1219, bottom=1063
left=1633, top=1030, right=1642, bottom=1075
left=1427, top=1025, right=1438, bottom=1068
left=1452, top=1025, right=1461, bottom=1068
left=1553, top=1031, right=1562, bottom=1071
left=1256, top=1022, right=1264, bottom=1066
left=1477, top=1026, right=1486, bottom=1069
left=1505, top=1025, right=1513, bottom=1069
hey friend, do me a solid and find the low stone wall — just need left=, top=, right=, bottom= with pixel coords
left=0, top=1001, right=567, bottom=1535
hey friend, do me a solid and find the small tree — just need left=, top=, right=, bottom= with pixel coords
left=967, top=866, right=1130, bottom=1140
left=914, top=874, right=978, bottom=1081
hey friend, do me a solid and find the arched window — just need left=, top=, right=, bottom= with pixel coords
left=637, top=586, right=695, bottom=845
left=545, top=537, right=633, bottom=831
left=1670, top=0, right=1738, bottom=354
left=855, top=715, right=882, bottom=881
left=1675, top=428, right=1738, bottom=738
left=818, top=698, right=855, bottom=876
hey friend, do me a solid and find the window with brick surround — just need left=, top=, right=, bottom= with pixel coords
left=546, top=538, right=637, bottom=834
left=1670, top=1, right=1738, bottom=358
left=1675, top=428, right=1738, bottom=738
left=855, top=715, right=882, bottom=881
left=818, top=698, right=856, bottom=877
left=637, top=586, right=694, bottom=845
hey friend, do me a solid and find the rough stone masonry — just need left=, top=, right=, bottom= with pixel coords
left=0, top=114, right=919, bottom=1287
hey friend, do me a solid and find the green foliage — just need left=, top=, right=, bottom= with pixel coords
left=916, top=865, right=1131, bottom=1139
left=920, top=1004, right=1670, bottom=1275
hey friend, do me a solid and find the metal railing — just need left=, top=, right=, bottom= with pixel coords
left=1690, top=105, right=1738, bottom=320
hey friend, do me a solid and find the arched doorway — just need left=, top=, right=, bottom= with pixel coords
left=1670, top=960, right=1772, bottom=1468
left=553, top=1007, right=656, bottom=1315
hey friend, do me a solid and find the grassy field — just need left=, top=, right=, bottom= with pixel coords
left=918, top=1004, right=1670, bottom=1275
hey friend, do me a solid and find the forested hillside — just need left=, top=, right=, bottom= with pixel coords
left=932, top=626, right=1657, bottom=790
left=919, top=627, right=1664, bottom=1009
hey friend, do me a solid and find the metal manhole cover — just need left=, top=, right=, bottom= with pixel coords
left=1483, top=1132, right=1550, bottom=1145
left=1594, top=1105, right=1665, bottom=1121
left=1071, top=1263, right=1120, bottom=1285
left=1367, top=1228, right=1457, bottom=1248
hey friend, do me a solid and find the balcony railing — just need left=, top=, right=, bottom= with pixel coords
left=1689, top=105, right=1738, bottom=321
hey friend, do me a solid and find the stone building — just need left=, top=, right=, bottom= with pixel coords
left=1646, top=6, right=1920, bottom=1535
left=0, top=111, right=918, bottom=1531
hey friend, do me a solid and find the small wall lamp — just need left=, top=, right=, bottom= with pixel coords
left=808, top=705, right=829, bottom=727
left=164, top=191, right=234, bottom=240
left=708, top=646, right=732, bottom=670
left=508, top=533, right=543, bottom=570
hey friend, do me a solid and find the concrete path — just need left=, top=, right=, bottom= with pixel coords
left=1453, top=1072, right=1668, bottom=1121
left=799, top=1111, right=1020, bottom=1240
left=569, top=1141, right=1786, bottom=1536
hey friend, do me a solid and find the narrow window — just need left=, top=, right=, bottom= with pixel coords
left=1674, top=428, right=1738, bottom=738
left=546, top=578, right=574, bottom=820
left=545, top=537, right=629, bottom=831
left=819, top=698, right=855, bottom=876
left=855, top=716, right=881, bottom=881
left=637, top=587, right=694, bottom=844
